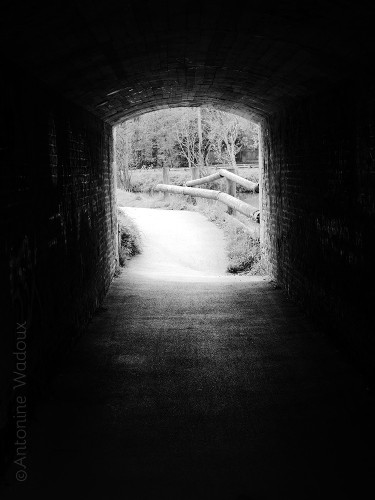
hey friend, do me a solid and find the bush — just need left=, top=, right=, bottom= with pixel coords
left=117, top=210, right=142, bottom=267
left=191, top=200, right=264, bottom=275
left=226, top=227, right=262, bottom=274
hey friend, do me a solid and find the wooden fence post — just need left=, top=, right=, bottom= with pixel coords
left=225, top=166, right=236, bottom=216
left=163, top=166, right=170, bottom=201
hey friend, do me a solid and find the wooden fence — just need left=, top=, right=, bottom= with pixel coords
left=154, top=167, right=260, bottom=223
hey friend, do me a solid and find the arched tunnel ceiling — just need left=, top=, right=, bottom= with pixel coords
left=1, top=0, right=374, bottom=124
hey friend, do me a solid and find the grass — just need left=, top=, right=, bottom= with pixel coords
left=226, top=227, right=265, bottom=275
left=128, top=169, right=190, bottom=193
left=117, top=209, right=142, bottom=267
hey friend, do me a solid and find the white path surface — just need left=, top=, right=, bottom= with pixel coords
left=120, top=207, right=266, bottom=282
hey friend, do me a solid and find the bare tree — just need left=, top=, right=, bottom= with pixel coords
left=115, top=107, right=259, bottom=178
left=116, top=121, right=132, bottom=190
left=172, top=108, right=200, bottom=171
left=197, top=107, right=204, bottom=173
left=203, top=108, right=259, bottom=172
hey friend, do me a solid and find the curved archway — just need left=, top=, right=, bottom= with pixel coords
left=2, top=1, right=374, bottom=124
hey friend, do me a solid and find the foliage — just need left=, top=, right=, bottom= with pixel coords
left=116, top=122, right=133, bottom=191
left=117, top=210, right=142, bottom=267
left=226, top=228, right=262, bottom=274
left=203, top=108, right=259, bottom=170
left=191, top=199, right=264, bottom=275
left=115, top=107, right=259, bottom=185
left=172, top=108, right=202, bottom=169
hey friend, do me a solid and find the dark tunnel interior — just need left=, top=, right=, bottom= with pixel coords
left=1, top=0, right=375, bottom=496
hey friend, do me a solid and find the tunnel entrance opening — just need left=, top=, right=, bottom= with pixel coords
left=114, top=106, right=265, bottom=278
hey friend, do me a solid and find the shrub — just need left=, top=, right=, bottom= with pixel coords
left=192, top=200, right=264, bottom=275
left=226, top=227, right=262, bottom=275
left=117, top=210, right=142, bottom=267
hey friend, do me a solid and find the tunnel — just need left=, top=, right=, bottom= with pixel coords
left=1, top=0, right=375, bottom=497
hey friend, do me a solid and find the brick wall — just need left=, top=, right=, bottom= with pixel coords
left=0, top=64, right=117, bottom=469
left=261, top=78, right=375, bottom=378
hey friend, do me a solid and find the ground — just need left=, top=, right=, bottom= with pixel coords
left=121, top=207, right=228, bottom=279
left=117, top=190, right=264, bottom=275
left=3, top=207, right=375, bottom=500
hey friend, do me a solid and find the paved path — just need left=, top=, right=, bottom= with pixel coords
left=122, top=207, right=229, bottom=280
left=121, top=207, right=262, bottom=283
left=4, top=209, right=374, bottom=499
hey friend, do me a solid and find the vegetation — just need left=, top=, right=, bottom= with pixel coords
left=186, top=198, right=265, bottom=276
left=204, top=107, right=257, bottom=169
left=226, top=228, right=264, bottom=275
left=115, top=107, right=259, bottom=189
left=117, top=209, right=142, bottom=267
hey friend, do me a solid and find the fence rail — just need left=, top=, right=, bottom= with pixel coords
left=167, top=163, right=258, bottom=172
left=155, top=164, right=260, bottom=222
left=186, top=171, right=222, bottom=186
left=154, top=184, right=259, bottom=220
left=186, top=168, right=259, bottom=192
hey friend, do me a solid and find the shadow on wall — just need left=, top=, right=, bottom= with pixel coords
left=0, top=66, right=117, bottom=473
left=261, top=79, right=375, bottom=381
